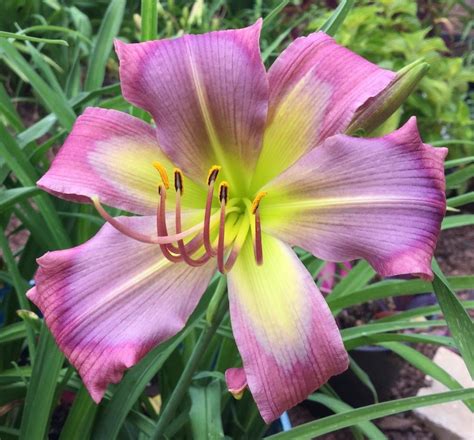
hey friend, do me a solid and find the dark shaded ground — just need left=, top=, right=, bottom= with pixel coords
left=289, top=225, right=474, bottom=439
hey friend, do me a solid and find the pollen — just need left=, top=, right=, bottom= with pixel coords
left=207, top=165, right=221, bottom=185
left=219, top=181, right=229, bottom=204
left=174, top=168, right=184, bottom=195
left=251, top=191, right=267, bottom=214
left=152, top=161, right=170, bottom=189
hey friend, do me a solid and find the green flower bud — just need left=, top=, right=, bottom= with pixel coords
left=17, top=309, right=42, bottom=332
left=346, top=59, right=429, bottom=136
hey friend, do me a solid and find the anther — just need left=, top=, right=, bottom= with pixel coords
left=207, top=165, right=221, bottom=185
left=217, top=181, right=230, bottom=273
left=174, top=168, right=184, bottom=195
left=219, top=181, right=229, bottom=204
left=203, top=165, right=221, bottom=257
left=152, top=161, right=170, bottom=189
left=251, top=191, right=267, bottom=214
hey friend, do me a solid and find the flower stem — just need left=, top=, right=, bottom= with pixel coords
left=151, top=275, right=228, bottom=439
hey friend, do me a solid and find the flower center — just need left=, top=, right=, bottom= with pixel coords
left=91, top=163, right=266, bottom=273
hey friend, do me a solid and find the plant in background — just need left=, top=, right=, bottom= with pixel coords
left=0, top=1, right=473, bottom=439
left=309, top=0, right=474, bottom=157
left=29, top=17, right=447, bottom=425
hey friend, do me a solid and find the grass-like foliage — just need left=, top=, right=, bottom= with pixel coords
left=0, top=1, right=473, bottom=438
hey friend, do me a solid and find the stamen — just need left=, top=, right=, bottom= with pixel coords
left=250, top=192, right=266, bottom=265
left=157, top=185, right=182, bottom=263
left=157, top=186, right=209, bottom=262
left=175, top=186, right=211, bottom=267
left=207, top=165, right=221, bottom=185
left=92, top=195, right=162, bottom=244
left=152, top=161, right=170, bottom=189
left=91, top=195, right=206, bottom=245
left=218, top=213, right=250, bottom=274
left=217, top=181, right=238, bottom=274
left=251, top=191, right=267, bottom=214
left=203, top=165, right=221, bottom=257
left=174, top=168, right=184, bottom=195
left=254, top=207, right=263, bottom=265
left=217, top=191, right=227, bottom=274
left=219, top=181, right=229, bottom=204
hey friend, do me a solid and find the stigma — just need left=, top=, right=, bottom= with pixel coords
left=92, top=163, right=266, bottom=272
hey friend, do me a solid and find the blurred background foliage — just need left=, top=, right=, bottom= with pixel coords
left=0, top=1, right=473, bottom=439
left=1, top=0, right=473, bottom=156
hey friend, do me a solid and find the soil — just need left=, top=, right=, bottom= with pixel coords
left=289, top=225, right=474, bottom=439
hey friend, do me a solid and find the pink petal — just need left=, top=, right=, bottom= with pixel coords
left=262, top=118, right=447, bottom=280
left=252, top=32, right=395, bottom=189
left=320, top=262, right=337, bottom=294
left=38, top=107, right=208, bottom=215
left=27, top=216, right=215, bottom=402
left=225, top=367, right=248, bottom=399
left=115, top=21, right=268, bottom=189
left=227, top=234, right=348, bottom=423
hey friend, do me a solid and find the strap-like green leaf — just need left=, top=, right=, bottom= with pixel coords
left=328, top=275, right=473, bottom=311
left=442, top=214, right=474, bottom=230
left=60, top=385, right=99, bottom=440
left=432, top=262, right=474, bottom=378
left=0, top=30, right=68, bottom=46
left=84, top=0, right=126, bottom=91
left=330, top=261, right=375, bottom=299
left=319, top=0, right=355, bottom=36
left=19, top=326, right=64, bottom=440
left=379, top=342, right=473, bottom=410
left=0, top=187, right=41, bottom=213
left=308, top=393, right=386, bottom=439
left=265, top=389, right=474, bottom=439
left=189, top=380, right=225, bottom=439
left=0, top=40, right=75, bottom=129
left=0, top=322, right=26, bottom=345
left=263, top=0, right=290, bottom=28
left=349, top=356, right=378, bottom=403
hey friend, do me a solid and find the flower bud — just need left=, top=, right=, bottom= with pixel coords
left=17, top=309, right=41, bottom=332
left=346, top=59, right=429, bottom=136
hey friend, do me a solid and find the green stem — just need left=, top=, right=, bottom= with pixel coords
left=151, top=276, right=228, bottom=439
left=141, top=0, right=158, bottom=41
left=0, top=225, right=36, bottom=361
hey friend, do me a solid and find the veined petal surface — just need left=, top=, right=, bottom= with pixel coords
left=262, top=118, right=447, bottom=280
left=27, top=216, right=215, bottom=402
left=37, top=107, right=206, bottom=214
left=115, top=21, right=268, bottom=192
left=252, top=32, right=395, bottom=189
left=227, top=234, right=348, bottom=423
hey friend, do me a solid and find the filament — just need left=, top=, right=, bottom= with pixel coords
left=250, top=192, right=267, bottom=265
left=203, top=165, right=221, bottom=256
left=157, top=185, right=181, bottom=262
left=92, top=195, right=208, bottom=245
left=254, top=206, right=263, bottom=265
left=175, top=179, right=211, bottom=267
left=93, top=161, right=265, bottom=270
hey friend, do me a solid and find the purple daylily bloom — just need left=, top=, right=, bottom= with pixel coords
left=27, top=20, right=446, bottom=423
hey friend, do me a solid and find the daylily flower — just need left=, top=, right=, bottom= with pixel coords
left=27, top=20, right=447, bottom=423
